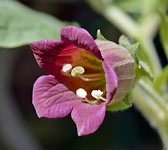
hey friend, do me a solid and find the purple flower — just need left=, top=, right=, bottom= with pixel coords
left=30, top=26, right=133, bottom=136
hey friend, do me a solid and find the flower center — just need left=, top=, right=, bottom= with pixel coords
left=61, top=64, right=106, bottom=104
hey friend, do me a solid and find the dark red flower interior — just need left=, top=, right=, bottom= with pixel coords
left=53, top=45, right=106, bottom=100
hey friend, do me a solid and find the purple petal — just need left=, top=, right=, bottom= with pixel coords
left=61, top=26, right=102, bottom=60
left=30, top=40, right=66, bottom=76
left=33, top=75, right=80, bottom=118
left=103, top=61, right=118, bottom=103
left=71, top=102, right=106, bottom=136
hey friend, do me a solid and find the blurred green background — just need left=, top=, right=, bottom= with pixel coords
left=0, top=0, right=166, bottom=150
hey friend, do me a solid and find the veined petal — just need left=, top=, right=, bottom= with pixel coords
left=30, top=40, right=66, bottom=76
left=61, top=26, right=102, bottom=60
left=32, top=75, right=80, bottom=118
left=103, top=61, right=118, bottom=103
left=71, top=102, right=106, bottom=136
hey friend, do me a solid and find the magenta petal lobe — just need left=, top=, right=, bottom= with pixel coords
left=61, top=26, right=102, bottom=59
left=33, top=75, right=80, bottom=118
left=71, top=103, right=106, bottom=136
left=103, top=61, right=118, bottom=103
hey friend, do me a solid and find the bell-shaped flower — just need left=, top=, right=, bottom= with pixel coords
left=30, top=26, right=134, bottom=136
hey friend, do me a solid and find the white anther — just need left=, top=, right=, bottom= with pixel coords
left=91, top=90, right=103, bottom=99
left=62, top=64, right=72, bottom=72
left=76, top=88, right=87, bottom=99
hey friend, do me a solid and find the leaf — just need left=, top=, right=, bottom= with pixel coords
left=96, top=29, right=107, bottom=41
left=0, top=1, right=79, bottom=48
left=106, top=94, right=132, bottom=111
left=153, top=65, right=168, bottom=91
left=160, top=13, right=168, bottom=59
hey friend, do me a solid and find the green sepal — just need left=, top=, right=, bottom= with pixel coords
left=96, top=29, right=108, bottom=41
left=119, top=35, right=131, bottom=47
left=106, top=94, right=132, bottom=111
left=119, top=35, right=153, bottom=82
left=119, top=35, right=139, bottom=59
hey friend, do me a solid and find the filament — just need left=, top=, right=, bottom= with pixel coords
left=77, top=74, right=105, bottom=82
left=61, top=71, right=105, bottom=82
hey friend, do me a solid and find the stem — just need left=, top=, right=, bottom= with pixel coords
left=103, top=5, right=140, bottom=38
left=158, top=125, right=168, bottom=150
left=138, top=37, right=162, bottom=75
left=133, top=82, right=168, bottom=150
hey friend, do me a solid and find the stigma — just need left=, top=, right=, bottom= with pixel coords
left=71, top=66, right=85, bottom=76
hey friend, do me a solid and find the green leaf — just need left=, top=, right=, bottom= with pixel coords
left=0, top=1, right=79, bottom=48
left=160, top=13, right=168, bottom=59
left=96, top=29, right=107, bottom=41
left=106, top=94, right=132, bottom=111
left=153, top=65, right=168, bottom=91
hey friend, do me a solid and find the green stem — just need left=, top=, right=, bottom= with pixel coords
left=102, top=5, right=140, bottom=38
left=138, top=37, right=162, bottom=75
left=133, top=82, right=168, bottom=150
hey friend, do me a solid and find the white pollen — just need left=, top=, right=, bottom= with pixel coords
left=76, top=88, right=87, bottom=99
left=91, top=90, right=103, bottom=99
left=62, top=64, right=72, bottom=72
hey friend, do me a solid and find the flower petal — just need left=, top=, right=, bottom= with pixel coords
left=30, top=40, right=66, bottom=76
left=103, top=61, right=118, bottom=103
left=61, top=26, right=102, bottom=60
left=71, top=102, right=106, bottom=136
left=96, top=40, right=134, bottom=102
left=33, top=75, right=80, bottom=118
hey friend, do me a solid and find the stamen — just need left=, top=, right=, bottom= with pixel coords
left=76, top=88, right=87, bottom=98
left=91, top=90, right=103, bottom=99
left=82, top=99, right=98, bottom=105
left=62, top=65, right=105, bottom=82
left=71, top=66, right=85, bottom=77
left=62, top=64, right=72, bottom=73
left=77, top=74, right=105, bottom=82
left=91, top=90, right=107, bottom=102
left=82, top=73, right=104, bottom=78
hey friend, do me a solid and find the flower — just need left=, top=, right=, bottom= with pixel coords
left=30, top=26, right=134, bottom=136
